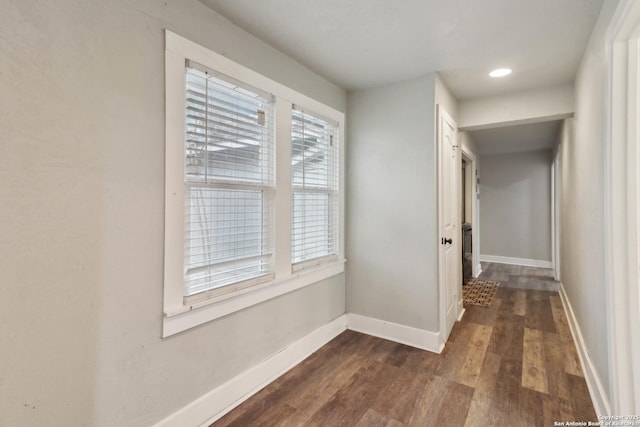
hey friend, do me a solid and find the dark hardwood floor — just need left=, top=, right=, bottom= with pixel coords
left=212, top=263, right=596, bottom=427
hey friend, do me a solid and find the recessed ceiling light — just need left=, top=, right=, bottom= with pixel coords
left=489, top=68, right=512, bottom=78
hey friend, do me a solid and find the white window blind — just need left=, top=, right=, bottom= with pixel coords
left=184, top=62, right=274, bottom=298
left=291, top=108, right=339, bottom=264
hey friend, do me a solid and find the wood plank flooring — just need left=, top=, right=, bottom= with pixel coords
left=212, top=263, right=596, bottom=427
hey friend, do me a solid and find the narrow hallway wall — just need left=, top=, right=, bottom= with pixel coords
left=555, top=0, right=620, bottom=412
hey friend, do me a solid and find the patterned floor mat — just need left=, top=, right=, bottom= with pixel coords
left=463, top=279, right=500, bottom=307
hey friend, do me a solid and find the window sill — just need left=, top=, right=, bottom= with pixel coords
left=162, top=259, right=346, bottom=338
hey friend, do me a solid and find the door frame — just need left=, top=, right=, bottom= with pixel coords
left=552, top=124, right=565, bottom=283
left=605, top=0, right=640, bottom=414
left=460, top=141, right=479, bottom=279
left=437, top=104, right=463, bottom=348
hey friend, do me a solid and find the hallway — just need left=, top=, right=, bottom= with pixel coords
left=212, top=263, right=595, bottom=426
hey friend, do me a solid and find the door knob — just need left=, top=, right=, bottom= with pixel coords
left=441, top=238, right=452, bottom=245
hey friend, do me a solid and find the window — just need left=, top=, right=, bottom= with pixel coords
left=164, top=31, right=345, bottom=337
left=184, top=63, right=274, bottom=301
left=291, top=108, right=338, bottom=265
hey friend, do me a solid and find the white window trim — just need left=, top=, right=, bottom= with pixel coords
left=163, top=30, right=345, bottom=337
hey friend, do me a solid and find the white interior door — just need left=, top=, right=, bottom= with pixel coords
left=438, top=105, right=461, bottom=342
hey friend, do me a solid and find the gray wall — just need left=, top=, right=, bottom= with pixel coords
left=435, top=73, right=459, bottom=123
left=346, top=75, right=439, bottom=331
left=0, top=1, right=346, bottom=426
left=479, top=150, right=553, bottom=262
left=557, top=0, right=619, bottom=402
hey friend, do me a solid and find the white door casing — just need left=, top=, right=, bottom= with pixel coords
left=605, top=0, right=640, bottom=414
left=438, top=105, right=462, bottom=344
left=460, top=140, right=479, bottom=279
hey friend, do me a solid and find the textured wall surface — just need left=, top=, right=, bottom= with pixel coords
left=0, top=1, right=345, bottom=425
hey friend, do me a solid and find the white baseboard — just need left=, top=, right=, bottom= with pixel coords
left=346, top=313, right=443, bottom=354
left=154, top=313, right=445, bottom=427
left=558, top=283, right=611, bottom=416
left=153, top=314, right=348, bottom=427
left=479, top=254, right=552, bottom=269
left=457, top=297, right=466, bottom=321
left=475, top=263, right=483, bottom=277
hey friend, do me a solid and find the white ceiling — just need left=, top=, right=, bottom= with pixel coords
left=199, top=0, right=603, bottom=99
left=468, top=120, right=562, bottom=154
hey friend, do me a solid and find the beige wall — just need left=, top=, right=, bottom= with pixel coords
left=0, top=1, right=346, bottom=426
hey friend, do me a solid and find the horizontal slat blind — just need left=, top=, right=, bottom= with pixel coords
left=291, top=108, right=339, bottom=264
left=184, top=63, right=274, bottom=297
